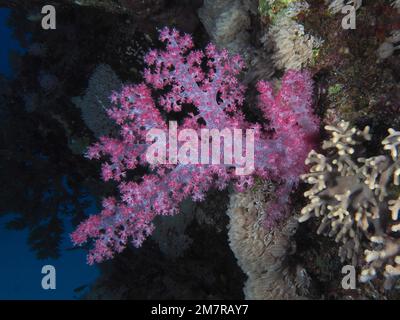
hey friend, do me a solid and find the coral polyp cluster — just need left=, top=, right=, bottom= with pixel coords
left=267, top=1, right=323, bottom=70
left=227, top=184, right=308, bottom=299
left=300, top=121, right=400, bottom=287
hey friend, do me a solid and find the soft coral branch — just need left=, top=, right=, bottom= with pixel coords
left=71, top=27, right=320, bottom=264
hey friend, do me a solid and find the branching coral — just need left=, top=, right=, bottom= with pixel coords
left=300, top=121, right=400, bottom=288
left=360, top=129, right=400, bottom=288
left=268, top=1, right=323, bottom=70
left=71, top=28, right=319, bottom=264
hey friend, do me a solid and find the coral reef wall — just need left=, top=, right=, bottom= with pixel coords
left=4, top=0, right=400, bottom=300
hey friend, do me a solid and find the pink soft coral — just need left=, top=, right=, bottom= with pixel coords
left=71, top=27, right=319, bottom=264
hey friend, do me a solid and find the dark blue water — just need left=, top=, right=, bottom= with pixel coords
left=0, top=8, right=24, bottom=78
left=0, top=8, right=99, bottom=300
left=0, top=215, right=99, bottom=299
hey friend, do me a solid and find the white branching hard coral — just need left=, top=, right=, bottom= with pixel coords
left=269, top=1, right=323, bottom=70
left=300, top=121, right=400, bottom=288
left=360, top=129, right=400, bottom=288
left=227, top=184, right=309, bottom=299
left=361, top=236, right=400, bottom=289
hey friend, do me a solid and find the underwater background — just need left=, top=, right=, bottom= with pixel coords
left=0, top=0, right=400, bottom=300
left=0, top=8, right=99, bottom=300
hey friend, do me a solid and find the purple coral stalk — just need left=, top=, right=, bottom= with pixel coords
left=71, top=27, right=319, bottom=264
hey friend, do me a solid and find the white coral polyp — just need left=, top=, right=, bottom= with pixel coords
left=270, top=1, right=323, bottom=70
